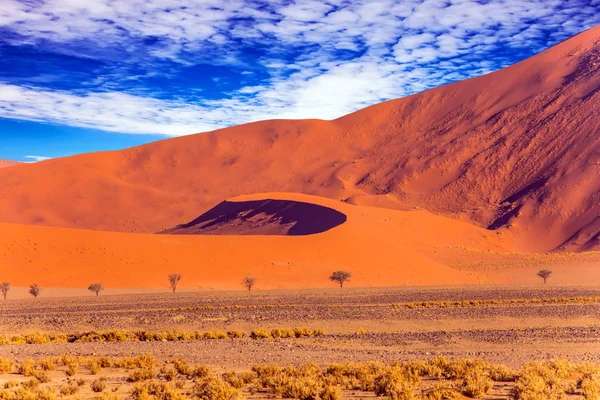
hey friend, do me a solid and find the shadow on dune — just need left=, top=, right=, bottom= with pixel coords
left=161, top=199, right=347, bottom=236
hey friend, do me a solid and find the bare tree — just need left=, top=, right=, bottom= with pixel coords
left=29, top=283, right=41, bottom=298
left=88, top=283, right=104, bottom=296
left=243, top=277, right=256, bottom=291
left=329, top=271, right=352, bottom=288
left=168, top=274, right=182, bottom=293
left=537, top=269, right=552, bottom=284
left=1, top=282, right=10, bottom=300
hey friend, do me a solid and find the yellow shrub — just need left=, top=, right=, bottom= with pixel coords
left=250, top=329, right=271, bottom=339
left=374, top=365, right=420, bottom=400
left=128, top=368, right=155, bottom=382
left=193, top=377, right=244, bottom=400
left=87, top=359, right=102, bottom=375
left=490, top=364, right=516, bottom=382
left=511, top=362, right=567, bottom=400
left=222, top=371, right=244, bottom=389
left=422, top=382, right=461, bottom=400
left=460, top=368, right=493, bottom=398
left=226, top=330, right=245, bottom=338
left=59, top=381, right=80, bottom=396
left=270, top=328, right=295, bottom=338
left=91, top=377, right=107, bottom=392
left=172, top=359, right=193, bottom=376
left=38, top=359, right=56, bottom=371
left=18, top=359, right=37, bottom=376
left=131, top=381, right=187, bottom=400
left=580, top=372, right=600, bottom=399
left=0, top=358, right=13, bottom=374
left=320, top=384, right=341, bottom=400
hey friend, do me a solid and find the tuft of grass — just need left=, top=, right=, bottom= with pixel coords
left=3, top=380, right=18, bottom=389
left=459, top=367, right=493, bottom=398
left=422, top=382, right=461, bottom=400
left=38, top=358, right=57, bottom=371
left=226, top=330, right=245, bottom=339
left=171, top=359, right=193, bottom=376
left=271, top=328, right=295, bottom=339
left=91, top=377, right=107, bottom=393
left=18, top=359, right=37, bottom=376
left=374, top=365, right=421, bottom=400
left=59, top=380, right=80, bottom=396
left=131, top=381, right=187, bottom=400
left=66, top=362, right=79, bottom=377
left=0, top=358, right=13, bottom=374
left=250, top=328, right=271, bottom=340
left=191, top=365, right=211, bottom=379
left=128, top=367, right=155, bottom=382
left=87, top=359, right=102, bottom=375
left=193, top=377, right=244, bottom=400
left=222, top=371, right=245, bottom=389
left=511, top=361, right=569, bottom=400
left=580, top=371, right=600, bottom=399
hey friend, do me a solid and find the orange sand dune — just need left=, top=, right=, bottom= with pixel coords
left=1, top=193, right=598, bottom=290
left=0, top=160, right=19, bottom=168
left=0, top=193, right=508, bottom=289
left=0, top=27, right=599, bottom=256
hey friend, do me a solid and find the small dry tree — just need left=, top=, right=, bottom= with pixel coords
left=1, top=282, right=10, bottom=300
left=243, top=277, right=256, bottom=291
left=88, top=283, right=104, bottom=296
left=168, top=274, right=182, bottom=293
left=329, top=270, right=352, bottom=288
left=29, top=283, right=41, bottom=298
left=537, top=269, right=552, bottom=284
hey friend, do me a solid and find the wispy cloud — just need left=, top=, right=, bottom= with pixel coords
left=23, top=155, right=53, bottom=162
left=0, top=0, right=598, bottom=135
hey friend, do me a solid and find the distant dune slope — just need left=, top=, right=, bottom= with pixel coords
left=0, top=159, right=19, bottom=168
left=0, top=26, right=598, bottom=253
left=1, top=193, right=598, bottom=289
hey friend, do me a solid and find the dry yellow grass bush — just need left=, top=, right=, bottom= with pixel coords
left=171, top=359, right=193, bottom=376
left=87, top=359, right=102, bottom=375
left=131, top=380, right=187, bottom=400
left=3, top=381, right=18, bottom=389
left=17, top=359, right=36, bottom=376
left=1, top=386, right=56, bottom=400
left=459, top=367, right=493, bottom=398
left=193, top=376, right=244, bottom=400
left=38, top=358, right=56, bottom=371
left=511, top=361, right=569, bottom=400
left=250, top=328, right=271, bottom=339
left=91, top=377, right=107, bottom=392
left=490, top=364, right=517, bottom=382
left=59, top=380, right=80, bottom=396
left=222, top=371, right=245, bottom=389
left=0, top=358, right=13, bottom=374
left=422, top=382, right=461, bottom=400
left=128, top=367, right=155, bottom=382
left=373, top=364, right=421, bottom=400
left=579, top=371, right=600, bottom=399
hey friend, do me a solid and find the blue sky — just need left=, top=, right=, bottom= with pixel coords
left=0, top=0, right=599, bottom=162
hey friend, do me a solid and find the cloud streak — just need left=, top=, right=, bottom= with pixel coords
left=0, top=0, right=598, bottom=135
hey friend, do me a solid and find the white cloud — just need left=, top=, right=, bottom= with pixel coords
left=24, top=155, right=53, bottom=162
left=0, top=0, right=598, bottom=135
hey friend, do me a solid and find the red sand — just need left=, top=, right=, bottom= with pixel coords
left=0, top=27, right=598, bottom=289
left=0, top=160, right=19, bottom=168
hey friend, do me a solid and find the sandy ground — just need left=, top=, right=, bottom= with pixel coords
left=1, top=285, right=600, bottom=368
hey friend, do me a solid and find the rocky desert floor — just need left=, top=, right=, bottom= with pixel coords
left=0, top=285, right=600, bottom=398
